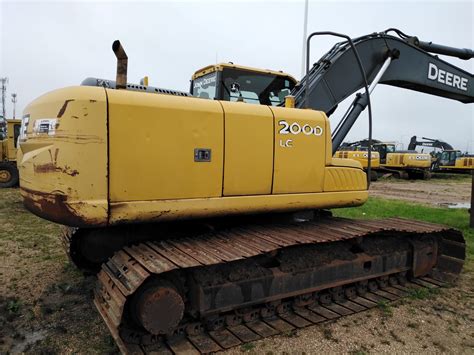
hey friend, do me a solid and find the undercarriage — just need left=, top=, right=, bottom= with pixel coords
left=62, top=216, right=465, bottom=354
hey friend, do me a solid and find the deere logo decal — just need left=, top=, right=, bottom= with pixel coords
left=428, top=63, right=468, bottom=91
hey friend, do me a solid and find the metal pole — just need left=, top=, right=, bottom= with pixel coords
left=470, top=170, right=474, bottom=228
left=11, top=93, right=17, bottom=119
left=0, top=77, right=8, bottom=119
left=0, top=77, right=7, bottom=139
left=300, top=0, right=309, bottom=78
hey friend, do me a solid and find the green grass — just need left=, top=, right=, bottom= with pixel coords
left=0, top=188, right=62, bottom=263
left=332, top=197, right=473, bottom=263
left=407, top=287, right=440, bottom=300
left=240, top=342, right=256, bottom=352
left=377, top=300, right=393, bottom=317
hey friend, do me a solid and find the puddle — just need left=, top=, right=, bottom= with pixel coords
left=438, top=202, right=470, bottom=209
left=10, top=330, right=48, bottom=353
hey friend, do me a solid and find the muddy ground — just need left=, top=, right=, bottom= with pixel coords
left=1, top=176, right=473, bottom=354
left=370, top=174, right=471, bottom=207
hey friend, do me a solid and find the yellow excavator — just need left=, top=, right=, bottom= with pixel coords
left=337, top=139, right=432, bottom=179
left=0, top=117, right=21, bottom=187
left=334, top=143, right=380, bottom=181
left=18, top=29, right=471, bottom=353
left=408, top=136, right=474, bottom=173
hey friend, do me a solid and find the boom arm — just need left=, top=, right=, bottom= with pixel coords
left=407, top=136, right=454, bottom=151
left=290, top=30, right=473, bottom=154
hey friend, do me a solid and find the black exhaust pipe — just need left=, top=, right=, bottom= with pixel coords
left=112, top=40, right=128, bottom=89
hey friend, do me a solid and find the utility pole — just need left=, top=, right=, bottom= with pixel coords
left=301, top=0, right=309, bottom=78
left=0, top=77, right=7, bottom=139
left=0, top=77, right=8, bottom=119
left=11, top=93, right=17, bottom=119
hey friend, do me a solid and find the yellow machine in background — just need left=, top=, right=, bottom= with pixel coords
left=438, top=150, right=474, bottom=172
left=334, top=150, right=380, bottom=181
left=369, top=141, right=431, bottom=179
left=335, top=140, right=431, bottom=180
left=377, top=143, right=432, bottom=179
left=445, top=156, right=474, bottom=170
left=0, top=118, right=21, bottom=187
left=407, top=136, right=473, bottom=173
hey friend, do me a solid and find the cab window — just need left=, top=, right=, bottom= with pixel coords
left=221, top=68, right=295, bottom=106
left=192, top=72, right=217, bottom=100
left=13, top=124, right=21, bottom=148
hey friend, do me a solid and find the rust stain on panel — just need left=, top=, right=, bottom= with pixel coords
left=34, top=163, right=79, bottom=176
left=57, top=99, right=75, bottom=118
left=21, top=186, right=105, bottom=227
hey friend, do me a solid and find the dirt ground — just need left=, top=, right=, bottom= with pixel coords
left=369, top=174, right=471, bottom=207
left=0, top=176, right=473, bottom=354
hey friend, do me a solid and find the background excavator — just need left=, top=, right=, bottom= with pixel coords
left=0, top=117, right=21, bottom=187
left=336, top=138, right=432, bottom=180
left=335, top=141, right=380, bottom=181
left=18, top=29, right=472, bottom=353
left=408, top=136, right=474, bottom=172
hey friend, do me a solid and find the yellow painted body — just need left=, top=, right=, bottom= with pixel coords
left=18, top=86, right=368, bottom=227
left=382, top=152, right=431, bottom=169
left=334, top=151, right=380, bottom=169
left=440, top=157, right=474, bottom=171
left=1, top=119, right=21, bottom=162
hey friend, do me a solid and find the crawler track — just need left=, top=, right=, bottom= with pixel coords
left=92, top=217, right=465, bottom=354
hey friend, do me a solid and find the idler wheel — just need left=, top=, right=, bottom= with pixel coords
left=133, top=281, right=184, bottom=335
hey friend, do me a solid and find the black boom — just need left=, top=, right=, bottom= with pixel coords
left=291, top=30, right=473, bottom=153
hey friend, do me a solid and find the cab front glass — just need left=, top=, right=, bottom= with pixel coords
left=191, top=68, right=295, bottom=106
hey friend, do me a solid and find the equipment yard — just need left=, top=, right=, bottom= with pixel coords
left=370, top=174, right=471, bottom=207
left=1, top=1, right=473, bottom=354
left=1, top=177, right=472, bottom=354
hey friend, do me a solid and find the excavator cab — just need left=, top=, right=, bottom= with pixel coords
left=372, top=143, right=396, bottom=164
left=191, top=63, right=297, bottom=105
left=439, top=150, right=462, bottom=166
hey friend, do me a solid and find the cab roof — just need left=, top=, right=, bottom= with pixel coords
left=192, top=62, right=297, bottom=84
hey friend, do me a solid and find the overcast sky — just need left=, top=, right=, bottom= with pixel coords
left=1, top=0, right=473, bottom=151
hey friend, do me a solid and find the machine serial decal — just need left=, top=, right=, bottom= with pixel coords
left=33, top=118, right=57, bottom=136
left=428, top=63, right=468, bottom=91
left=278, top=120, right=323, bottom=136
left=409, top=155, right=430, bottom=160
left=278, top=120, right=324, bottom=148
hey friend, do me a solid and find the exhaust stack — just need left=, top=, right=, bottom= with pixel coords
left=112, top=40, right=128, bottom=89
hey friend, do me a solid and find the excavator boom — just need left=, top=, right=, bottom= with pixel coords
left=290, top=30, right=472, bottom=153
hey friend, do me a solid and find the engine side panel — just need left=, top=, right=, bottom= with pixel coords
left=220, top=101, right=273, bottom=196
left=271, top=107, right=326, bottom=194
left=107, top=90, right=224, bottom=201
